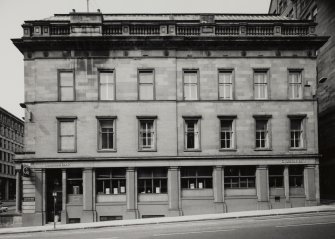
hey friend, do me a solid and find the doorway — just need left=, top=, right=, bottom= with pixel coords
left=46, top=169, right=62, bottom=223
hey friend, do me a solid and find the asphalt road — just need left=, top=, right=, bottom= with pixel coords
left=2, top=212, right=335, bottom=239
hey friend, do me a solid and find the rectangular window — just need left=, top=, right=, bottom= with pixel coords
left=138, top=69, right=154, bottom=100
left=96, top=168, right=126, bottom=195
left=255, top=119, right=269, bottom=149
left=181, top=167, right=213, bottom=189
left=98, top=118, right=115, bottom=150
left=224, top=166, right=256, bottom=189
left=269, top=166, right=284, bottom=188
left=184, top=118, right=200, bottom=150
left=67, top=169, right=82, bottom=195
left=254, top=70, right=268, bottom=99
left=138, top=168, right=167, bottom=194
left=99, top=71, right=115, bottom=100
left=58, top=118, right=76, bottom=152
left=138, top=118, right=156, bottom=151
left=290, top=118, right=305, bottom=148
left=183, top=70, right=198, bottom=100
left=218, top=70, right=233, bottom=100
left=289, top=71, right=303, bottom=99
left=59, top=71, right=74, bottom=101
left=289, top=166, right=304, bottom=187
left=220, top=118, right=235, bottom=149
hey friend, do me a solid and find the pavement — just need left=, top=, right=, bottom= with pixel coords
left=1, top=205, right=335, bottom=235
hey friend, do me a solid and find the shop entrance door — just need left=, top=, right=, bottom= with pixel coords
left=46, top=169, right=62, bottom=223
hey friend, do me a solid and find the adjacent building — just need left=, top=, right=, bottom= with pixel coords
left=269, top=0, right=335, bottom=199
left=0, top=107, right=24, bottom=201
left=12, top=11, right=327, bottom=226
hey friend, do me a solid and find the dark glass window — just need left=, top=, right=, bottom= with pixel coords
left=289, top=166, right=304, bottom=187
left=269, top=166, right=284, bottom=188
left=181, top=167, right=213, bottom=189
left=67, top=169, right=82, bottom=195
left=96, top=168, right=126, bottom=194
left=224, top=166, right=256, bottom=188
left=138, top=168, right=167, bottom=194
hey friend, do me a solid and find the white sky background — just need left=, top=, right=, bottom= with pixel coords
left=0, top=0, right=271, bottom=118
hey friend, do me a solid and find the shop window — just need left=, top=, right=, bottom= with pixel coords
left=269, top=166, right=284, bottom=188
left=181, top=167, right=213, bottom=189
left=100, top=216, right=123, bottom=221
left=224, top=166, right=256, bottom=188
left=289, top=166, right=304, bottom=187
left=96, top=168, right=126, bottom=195
left=67, top=169, right=83, bottom=195
left=138, top=168, right=167, bottom=194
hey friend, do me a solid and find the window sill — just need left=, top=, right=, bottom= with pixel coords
left=97, top=149, right=117, bottom=153
left=219, top=148, right=237, bottom=152
left=58, top=150, right=77, bottom=153
left=289, top=148, right=307, bottom=151
left=138, top=149, right=157, bottom=152
left=184, top=149, right=202, bottom=152
left=254, top=148, right=272, bottom=151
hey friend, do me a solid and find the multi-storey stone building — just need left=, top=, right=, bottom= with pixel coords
left=269, top=0, right=335, bottom=199
left=12, top=11, right=327, bottom=226
left=0, top=107, right=24, bottom=201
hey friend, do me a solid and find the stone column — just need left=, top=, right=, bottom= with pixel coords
left=168, top=167, right=181, bottom=216
left=34, top=168, right=46, bottom=225
left=61, top=169, right=67, bottom=224
left=125, top=167, right=138, bottom=219
left=213, top=166, right=226, bottom=213
left=304, top=165, right=317, bottom=206
left=82, top=168, right=95, bottom=222
left=284, top=166, right=291, bottom=207
left=256, top=165, right=270, bottom=210
left=15, top=169, right=22, bottom=213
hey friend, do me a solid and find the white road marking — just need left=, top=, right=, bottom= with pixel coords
left=153, top=228, right=236, bottom=236
left=276, top=221, right=335, bottom=228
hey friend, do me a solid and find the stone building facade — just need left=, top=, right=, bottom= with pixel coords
left=0, top=107, right=24, bottom=201
left=12, top=12, right=327, bottom=226
left=269, top=0, right=335, bottom=199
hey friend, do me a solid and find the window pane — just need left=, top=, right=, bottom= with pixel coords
left=139, top=71, right=154, bottom=84
left=100, top=83, right=114, bottom=100
left=184, top=71, right=198, bottom=100
left=100, top=72, right=114, bottom=84
left=60, top=72, right=73, bottom=86
left=139, top=84, right=154, bottom=100
left=61, top=87, right=74, bottom=101
left=60, top=121, right=74, bottom=136
left=60, top=136, right=75, bottom=151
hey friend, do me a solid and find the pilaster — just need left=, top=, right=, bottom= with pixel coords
left=256, top=165, right=270, bottom=210
left=125, top=167, right=139, bottom=219
left=168, top=167, right=182, bottom=216
left=82, top=168, right=96, bottom=223
left=213, top=166, right=226, bottom=213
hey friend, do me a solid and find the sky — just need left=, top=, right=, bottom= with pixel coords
left=0, top=0, right=271, bottom=118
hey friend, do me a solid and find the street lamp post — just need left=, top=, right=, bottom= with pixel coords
left=52, top=191, right=57, bottom=230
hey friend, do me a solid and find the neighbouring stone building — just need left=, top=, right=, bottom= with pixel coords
left=12, top=11, right=327, bottom=226
left=269, top=0, right=335, bottom=199
left=0, top=107, right=24, bottom=201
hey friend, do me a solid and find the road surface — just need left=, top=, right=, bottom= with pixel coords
left=2, top=211, right=335, bottom=239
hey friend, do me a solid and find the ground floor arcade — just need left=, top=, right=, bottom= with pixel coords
left=16, top=157, right=319, bottom=226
